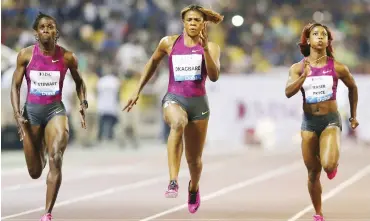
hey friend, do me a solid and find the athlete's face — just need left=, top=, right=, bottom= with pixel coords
left=183, top=10, right=205, bottom=37
left=36, top=18, right=57, bottom=44
left=308, top=26, right=329, bottom=50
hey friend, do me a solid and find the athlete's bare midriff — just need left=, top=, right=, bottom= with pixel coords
left=303, top=100, right=338, bottom=116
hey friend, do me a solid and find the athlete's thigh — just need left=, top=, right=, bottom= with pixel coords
left=184, top=119, right=209, bottom=158
left=319, top=126, right=341, bottom=164
left=44, top=115, right=69, bottom=155
left=163, top=102, right=188, bottom=126
left=301, top=130, right=321, bottom=170
left=21, top=104, right=44, bottom=155
left=23, top=124, right=44, bottom=165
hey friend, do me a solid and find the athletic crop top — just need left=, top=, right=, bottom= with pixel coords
left=25, top=44, right=68, bottom=105
left=167, top=34, right=208, bottom=97
left=301, top=57, right=338, bottom=104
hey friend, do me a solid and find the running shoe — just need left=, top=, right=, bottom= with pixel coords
left=165, top=180, right=179, bottom=198
left=40, top=213, right=52, bottom=221
left=188, top=180, right=200, bottom=214
left=327, top=167, right=337, bottom=180
left=313, top=214, right=325, bottom=221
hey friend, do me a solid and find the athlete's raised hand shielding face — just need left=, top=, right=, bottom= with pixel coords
left=199, top=22, right=208, bottom=48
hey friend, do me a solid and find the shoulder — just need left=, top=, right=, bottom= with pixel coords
left=18, top=45, right=34, bottom=59
left=333, top=60, right=350, bottom=75
left=159, top=35, right=180, bottom=48
left=17, top=45, right=34, bottom=65
left=60, top=46, right=78, bottom=65
left=21, top=45, right=35, bottom=55
left=157, top=35, right=181, bottom=54
left=289, top=60, right=304, bottom=74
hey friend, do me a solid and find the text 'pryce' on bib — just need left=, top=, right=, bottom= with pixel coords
left=172, top=54, right=202, bottom=81
left=303, top=75, right=334, bottom=104
left=29, top=70, right=61, bottom=96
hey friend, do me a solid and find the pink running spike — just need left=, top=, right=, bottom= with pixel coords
left=165, top=180, right=179, bottom=198
left=40, top=213, right=52, bottom=221
left=188, top=181, right=201, bottom=214
left=327, top=167, right=338, bottom=180
left=313, top=215, right=325, bottom=221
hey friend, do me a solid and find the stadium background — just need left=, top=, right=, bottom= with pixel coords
left=2, top=0, right=369, bottom=149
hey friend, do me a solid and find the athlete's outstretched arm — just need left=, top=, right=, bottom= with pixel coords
left=285, top=61, right=309, bottom=98
left=11, top=49, right=27, bottom=115
left=203, top=42, right=220, bottom=82
left=134, top=37, right=168, bottom=94
left=66, top=52, right=86, bottom=103
left=335, top=61, right=358, bottom=128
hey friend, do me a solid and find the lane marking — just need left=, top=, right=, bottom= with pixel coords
left=286, top=164, right=370, bottom=221
left=139, top=161, right=302, bottom=221
left=1, top=157, right=237, bottom=220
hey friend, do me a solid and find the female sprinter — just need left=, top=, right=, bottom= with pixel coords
left=285, top=23, right=359, bottom=221
left=123, top=4, right=223, bottom=214
left=11, top=12, right=88, bottom=221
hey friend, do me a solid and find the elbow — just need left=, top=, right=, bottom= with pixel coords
left=349, top=85, right=358, bottom=92
left=285, top=89, right=292, bottom=98
left=76, top=80, right=84, bottom=89
left=11, top=83, right=19, bottom=94
left=209, top=76, right=219, bottom=82
left=208, top=71, right=220, bottom=82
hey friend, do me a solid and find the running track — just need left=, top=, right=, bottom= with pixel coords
left=2, top=140, right=370, bottom=221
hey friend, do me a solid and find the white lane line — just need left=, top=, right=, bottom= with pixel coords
left=1, top=157, right=235, bottom=220
left=2, top=163, right=148, bottom=192
left=286, top=164, right=370, bottom=221
left=139, top=161, right=302, bottom=221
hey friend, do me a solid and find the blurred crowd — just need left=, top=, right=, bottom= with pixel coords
left=2, top=0, right=370, bottom=148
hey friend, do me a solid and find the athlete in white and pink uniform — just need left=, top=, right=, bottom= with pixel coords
left=301, top=57, right=339, bottom=104
left=11, top=12, right=88, bottom=221
left=285, top=23, right=359, bottom=221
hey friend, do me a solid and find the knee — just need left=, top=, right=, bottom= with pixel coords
left=53, top=129, right=69, bottom=147
left=170, top=117, right=188, bottom=132
left=28, top=167, right=42, bottom=179
left=322, top=162, right=337, bottom=174
left=307, top=167, right=322, bottom=183
left=187, top=156, right=202, bottom=168
left=49, top=132, right=66, bottom=169
left=49, top=150, right=63, bottom=169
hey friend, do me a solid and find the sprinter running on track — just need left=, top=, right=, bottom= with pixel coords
left=123, top=4, right=223, bottom=214
left=11, top=12, right=88, bottom=221
left=285, top=22, right=359, bottom=221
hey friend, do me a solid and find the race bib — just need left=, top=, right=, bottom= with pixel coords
left=303, top=75, right=334, bottom=104
left=172, top=54, right=202, bottom=81
left=29, top=70, right=61, bottom=96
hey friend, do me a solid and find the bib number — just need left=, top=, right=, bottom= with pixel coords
left=29, top=70, right=61, bottom=96
left=303, top=76, right=334, bottom=104
left=172, top=54, right=202, bottom=81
